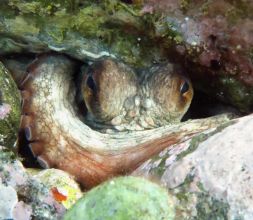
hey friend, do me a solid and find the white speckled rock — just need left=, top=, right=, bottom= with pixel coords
left=135, top=114, right=253, bottom=219
left=0, top=184, right=18, bottom=219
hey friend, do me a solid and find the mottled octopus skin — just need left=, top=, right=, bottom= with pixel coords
left=82, top=58, right=194, bottom=131
left=15, top=54, right=218, bottom=188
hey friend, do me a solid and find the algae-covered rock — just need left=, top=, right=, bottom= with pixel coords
left=34, top=168, right=83, bottom=209
left=135, top=114, right=253, bottom=219
left=0, top=62, right=21, bottom=147
left=142, top=0, right=253, bottom=111
left=0, top=0, right=252, bottom=111
left=0, top=0, right=153, bottom=65
left=64, top=176, right=175, bottom=220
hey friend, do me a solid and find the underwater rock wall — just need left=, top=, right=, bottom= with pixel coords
left=135, top=114, right=253, bottom=219
left=0, top=0, right=252, bottom=110
left=0, top=62, right=21, bottom=147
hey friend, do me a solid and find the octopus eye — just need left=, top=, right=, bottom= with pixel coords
left=180, top=81, right=189, bottom=95
left=121, top=0, right=133, bottom=4
left=86, top=75, right=97, bottom=92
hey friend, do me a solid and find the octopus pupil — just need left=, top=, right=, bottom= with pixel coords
left=180, top=81, right=189, bottom=95
left=121, top=0, right=133, bottom=4
left=87, top=75, right=97, bottom=92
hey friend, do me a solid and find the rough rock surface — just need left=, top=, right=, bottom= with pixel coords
left=142, top=0, right=253, bottom=111
left=135, top=114, right=253, bottom=219
left=0, top=184, right=18, bottom=219
left=0, top=0, right=252, bottom=110
left=34, top=168, right=83, bottom=209
left=0, top=62, right=21, bottom=147
left=0, top=146, right=82, bottom=220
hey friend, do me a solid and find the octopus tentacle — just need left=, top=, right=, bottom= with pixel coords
left=6, top=53, right=226, bottom=188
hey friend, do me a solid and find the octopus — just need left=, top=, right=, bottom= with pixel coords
left=83, top=58, right=193, bottom=131
left=3, top=53, right=195, bottom=188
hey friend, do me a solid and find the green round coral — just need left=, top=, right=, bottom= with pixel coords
left=64, top=176, right=175, bottom=220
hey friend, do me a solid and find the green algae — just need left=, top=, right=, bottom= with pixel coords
left=64, top=176, right=175, bottom=220
left=176, top=119, right=235, bottom=161
left=8, top=0, right=80, bottom=16
left=5, top=16, right=40, bottom=35
left=195, top=193, right=229, bottom=220
left=218, top=76, right=253, bottom=112
left=196, top=74, right=253, bottom=112
left=0, top=0, right=180, bottom=67
left=179, top=0, right=190, bottom=13
left=0, top=147, right=17, bottom=164
left=149, top=155, right=168, bottom=178
left=171, top=172, right=230, bottom=219
left=193, top=72, right=253, bottom=112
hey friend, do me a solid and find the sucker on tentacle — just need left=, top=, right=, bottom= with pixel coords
left=3, top=54, right=226, bottom=189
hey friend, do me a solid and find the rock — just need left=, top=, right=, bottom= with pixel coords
left=0, top=61, right=21, bottom=147
left=64, top=176, right=175, bottom=220
left=134, top=114, right=253, bottom=219
left=142, top=0, right=253, bottom=111
left=0, top=147, right=66, bottom=220
left=0, top=184, right=18, bottom=220
left=12, top=201, right=33, bottom=220
left=34, top=168, right=83, bottom=209
left=0, top=0, right=252, bottom=111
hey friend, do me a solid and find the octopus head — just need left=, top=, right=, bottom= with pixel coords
left=82, top=58, right=193, bottom=131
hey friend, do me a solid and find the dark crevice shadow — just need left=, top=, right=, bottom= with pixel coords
left=182, top=90, right=243, bottom=121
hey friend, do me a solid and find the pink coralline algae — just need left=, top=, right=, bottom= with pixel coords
left=0, top=103, right=11, bottom=119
